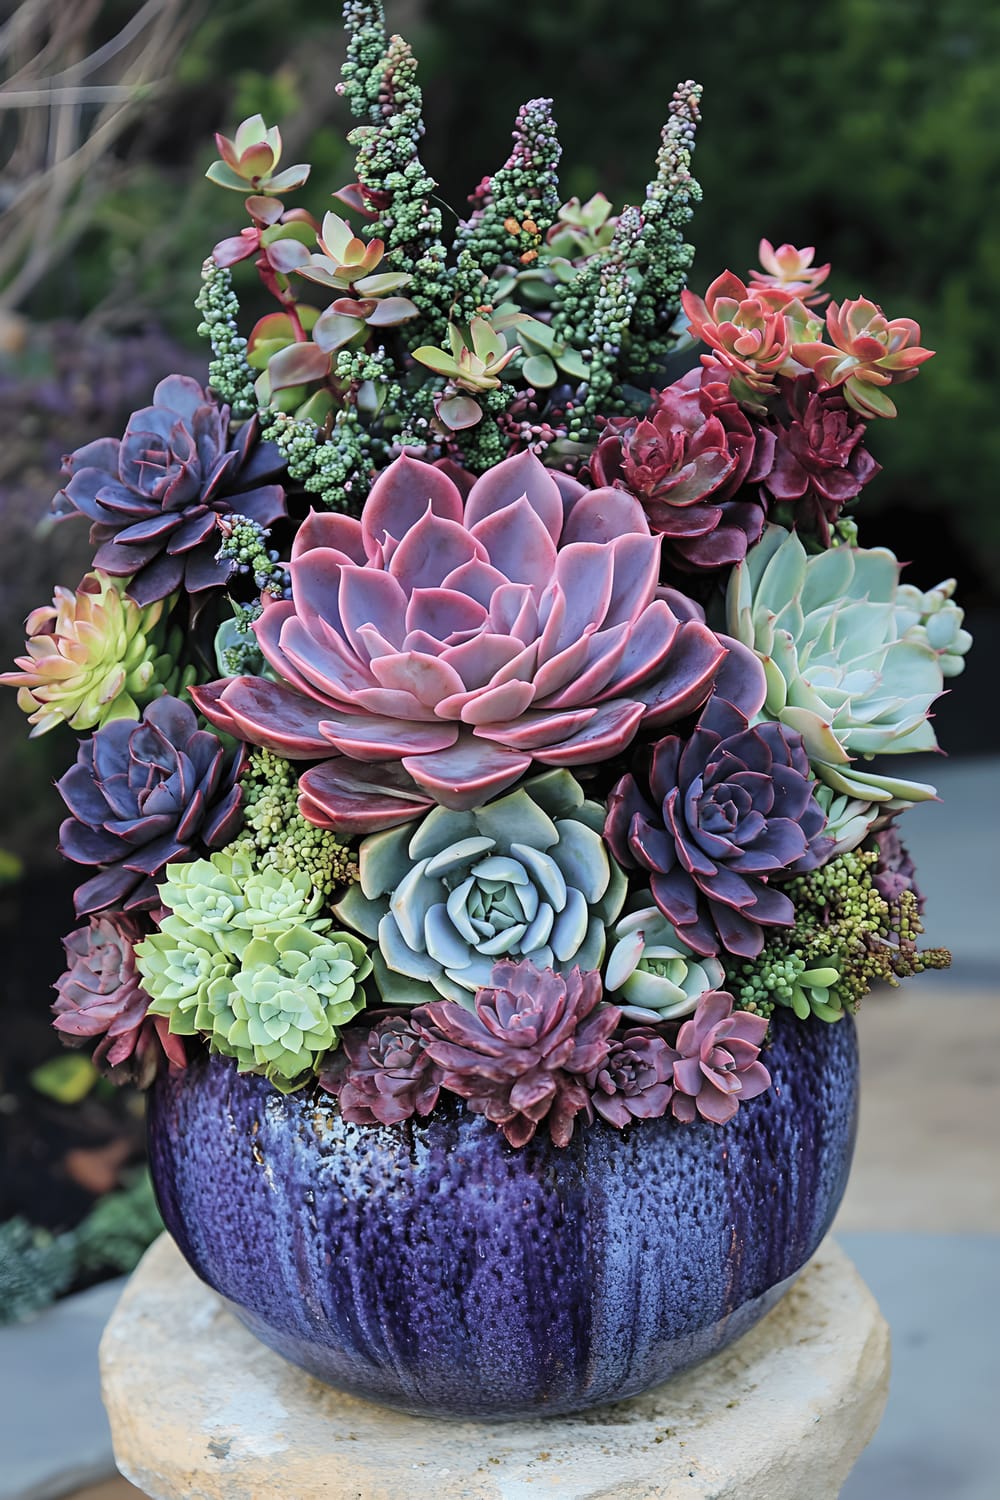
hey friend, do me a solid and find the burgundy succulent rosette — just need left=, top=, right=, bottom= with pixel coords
left=3, top=27, right=960, bottom=1147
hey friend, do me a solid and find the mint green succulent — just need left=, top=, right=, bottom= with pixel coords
left=896, top=577, right=972, bottom=678
left=604, top=905, right=725, bottom=1022
left=733, top=950, right=844, bottom=1024
left=727, top=524, right=945, bottom=807
left=222, top=929, right=371, bottom=1085
left=334, top=769, right=627, bottom=1008
left=136, top=849, right=371, bottom=1090
left=812, top=784, right=883, bottom=857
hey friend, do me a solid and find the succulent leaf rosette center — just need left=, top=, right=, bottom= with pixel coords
left=335, top=769, right=626, bottom=1006
left=191, top=448, right=726, bottom=822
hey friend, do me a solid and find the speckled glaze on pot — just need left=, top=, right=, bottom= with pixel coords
left=147, top=1009, right=858, bottom=1419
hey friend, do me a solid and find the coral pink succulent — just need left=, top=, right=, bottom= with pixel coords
left=192, top=450, right=725, bottom=822
left=792, top=298, right=934, bottom=418
left=749, top=240, right=830, bottom=306
left=681, top=271, right=795, bottom=392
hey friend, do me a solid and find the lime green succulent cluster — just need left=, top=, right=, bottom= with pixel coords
left=135, top=850, right=371, bottom=1091
left=729, top=848, right=949, bottom=1023
left=228, top=748, right=358, bottom=899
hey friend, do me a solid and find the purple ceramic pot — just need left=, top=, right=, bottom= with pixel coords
left=148, top=1009, right=857, bottom=1419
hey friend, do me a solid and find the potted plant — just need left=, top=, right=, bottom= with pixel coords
left=3, top=0, right=967, bottom=1421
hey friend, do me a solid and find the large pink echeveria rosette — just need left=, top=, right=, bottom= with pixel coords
left=192, top=450, right=727, bottom=825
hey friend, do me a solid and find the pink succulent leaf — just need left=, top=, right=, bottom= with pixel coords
left=291, top=509, right=367, bottom=564
left=362, top=454, right=464, bottom=557
left=667, top=990, right=772, bottom=1122
left=192, top=449, right=726, bottom=815
left=198, top=677, right=332, bottom=758
left=297, top=759, right=434, bottom=834
left=463, top=449, right=564, bottom=539
left=319, top=712, right=459, bottom=759
left=400, top=738, right=533, bottom=809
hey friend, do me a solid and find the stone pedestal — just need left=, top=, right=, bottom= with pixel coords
left=101, top=1234, right=889, bottom=1500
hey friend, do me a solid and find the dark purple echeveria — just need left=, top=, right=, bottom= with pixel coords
left=52, top=375, right=286, bottom=605
left=590, top=365, right=775, bottom=571
left=587, top=1027, right=676, bottom=1128
left=605, top=680, right=832, bottom=959
left=416, top=960, right=620, bottom=1148
left=669, top=991, right=771, bottom=1124
left=320, top=1016, right=442, bottom=1126
left=872, top=823, right=924, bottom=910
left=53, top=912, right=186, bottom=1087
left=57, top=694, right=246, bottom=917
left=763, top=376, right=880, bottom=544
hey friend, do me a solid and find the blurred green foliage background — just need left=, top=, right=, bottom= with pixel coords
left=2, top=0, right=997, bottom=596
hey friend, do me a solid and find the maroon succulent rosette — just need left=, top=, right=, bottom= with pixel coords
left=320, top=1015, right=442, bottom=1126
left=415, top=961, right=621, bottom=1148
left=52, top=375, right=286, bottom=604
left=590, top=366, right=775, bottom=570
left=53, top=911, right=186, bottom=1087
left=763, top=375, right=879, bottom=543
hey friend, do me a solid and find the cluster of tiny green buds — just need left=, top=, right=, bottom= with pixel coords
left=343, top=23, right=450, bottom=332
left=338, top=0, right=390, bottom=122
left=195, top=259, right=256, bottom=419
left=733, top=950, right=844, bottom=1024
left=453, top=97, right=562, bottom=308
left=259, top=410, right=365, bottom=515
left=728, top=847, right=950, bottom=1023
left=216, top=516, right=289, bottom=599
left=230, top=748, right=359, bottom=898
left=573, top=205, right=644, bottom=431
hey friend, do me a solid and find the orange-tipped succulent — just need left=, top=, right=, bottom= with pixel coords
left=792, top=297, right=934, bottom=418
left=681, top=271, right=796, bottom=393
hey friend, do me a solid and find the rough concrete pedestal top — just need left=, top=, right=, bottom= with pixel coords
left=101, top=1234, right=889, bottom=1500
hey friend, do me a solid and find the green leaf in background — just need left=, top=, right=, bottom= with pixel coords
left=29, top=1054, right=99, bottom=1105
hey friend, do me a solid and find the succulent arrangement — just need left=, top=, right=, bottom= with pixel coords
left=4, top=1, right=965, bottom=1147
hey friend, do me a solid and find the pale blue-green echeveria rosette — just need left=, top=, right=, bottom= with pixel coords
left=334, top=769, right=627, bottom=1007
left=135, top=849, right=371, bottom=1091
left=895, top=577, right=972, bottom=678
left=726, top=523, right=948, bottom=806
left=604, top=905, right=726, bottom=1022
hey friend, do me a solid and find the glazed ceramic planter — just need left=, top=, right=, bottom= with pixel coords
left=147, top=1009, right=858, bottom=1420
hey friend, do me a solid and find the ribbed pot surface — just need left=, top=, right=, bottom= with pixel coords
left=147, top=1009, right=858, bottom=1419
